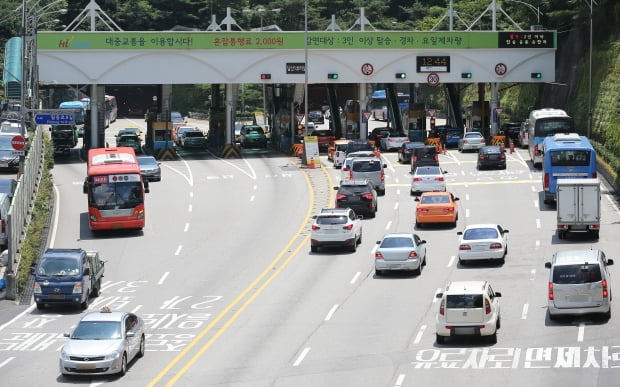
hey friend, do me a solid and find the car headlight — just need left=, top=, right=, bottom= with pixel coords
left=104, top=350, right=121, bottom=361
left=60, top=348, right=70, bottom=360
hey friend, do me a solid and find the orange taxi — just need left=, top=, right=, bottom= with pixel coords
left=414, top=192, right=459, bottom=228
left=327, top=139, right=351, bottom=162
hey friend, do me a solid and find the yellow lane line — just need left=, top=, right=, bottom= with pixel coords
left=148, top=164, right=335, bottom=387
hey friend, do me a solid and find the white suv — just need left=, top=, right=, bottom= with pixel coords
left=311, top=208, right=362, bottom=253
left=435, top=281, right=502, bottom=344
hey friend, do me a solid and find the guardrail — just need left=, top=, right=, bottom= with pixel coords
left=4, top=126, right=44, bottom=299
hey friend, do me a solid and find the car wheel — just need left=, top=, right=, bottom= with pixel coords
left=119, top=353, right=127, bottom=376
left=358, top=231, right=363, bottom=245
left=92, top=279, right=101, bottom=297
left=80, top=295, right=89, bottom=310
left=415, top=264, right=422, bottom=276
left=458, top=257, right=466, bottom=266
left=416, top=221, right=423, bottom=228
left=137, top=335, right=145, bottom=358
left=350, top=240, right=357, bottom=252
left=604, top=308, right=611, bottom=320
left=548, top=311, right=560, bottom=321
left=375, top=269, right=382, bottom=276
left=311, top=245, right=319, bottom=253
left=496, top=315, right=501, bottom=330
left=487, top=332, right=497, bottom=344
left=36, top=302, right=45, bottom=310
left=436, top=334, right=445, bottom=344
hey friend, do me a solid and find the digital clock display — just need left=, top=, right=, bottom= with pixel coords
left=416, top=56, right=450, bottom=73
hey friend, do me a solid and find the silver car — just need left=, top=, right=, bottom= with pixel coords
left=137, top=155, right=161, bottom=182
left=545, top=249, right=613, bottom=320
left=59, top=308, right=145, bottom=376
left=410, top=166, right=447, bottom=195
left=458, top=132, right=486, bottom=152
left=375, top=233, right=427, bottom=276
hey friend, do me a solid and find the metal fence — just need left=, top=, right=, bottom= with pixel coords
left=4, top=125, right=44, bottom=299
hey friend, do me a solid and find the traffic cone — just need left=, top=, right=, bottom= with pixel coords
left=309, top=158, right=315, bottom=169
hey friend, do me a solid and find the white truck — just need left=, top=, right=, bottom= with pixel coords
left=556, top=178, right=600, bottom=239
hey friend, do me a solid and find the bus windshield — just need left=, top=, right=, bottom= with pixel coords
left=88, top=177, right=144, bottom=210
left=534, top=118, right=573, bottom=137
left=370, top=90, right=409, bottom=121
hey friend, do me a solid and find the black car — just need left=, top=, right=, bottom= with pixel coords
left=398, top=142, right=425, bottom=164
left=334, top=179, right=378, bottom=217
left=477, top=145, right=506, bottom=170
left=410, top=145, right=439, bottom=172
left=345, top=140, right=375, bottom=156
left=500, top=122, right=521, bottom=146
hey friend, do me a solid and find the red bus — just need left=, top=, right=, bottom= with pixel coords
left=83, top=147, right=149, bottom=231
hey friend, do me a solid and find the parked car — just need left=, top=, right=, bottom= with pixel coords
left=374, top=233, right=427, bottom=276
left=435, top=281, right=502, bottom=344
left=115, top=134, right=142, bottom=154
left=310, top=129, right=335, bottom=151
left=240, top=125, right=267, bottom=148
left=181, top=130, right=207, bottom=149
left=334, top=179, right=378, bottom=217
left=458, top=132, right=486, bottom=152
left=477, top=145, right=506, bottom=170
left=310, top=208, right=362, bottom=252
left=398, top=142, right=425, bottom=164
left=136, top=155, right=161, bottom=182
left=308, top=109, right=325, bottom=124
left=544, top=249, right=613, bottom=320
left=410, top=166, right=447, bottom=195
left=380, top=131, right=410, bottom=151
left=59, top=307, right=145, bottom=376
left=350, top=158, right=386, bottom=195
left=457, top=224, right=509, bottom=265
left=410, top=145, right=439, bottom=172
left=415, top=192, right=459, bottom=228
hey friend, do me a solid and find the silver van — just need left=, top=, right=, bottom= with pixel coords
left=545, top=249, right=613, bottom=320
left=350, top=158, right=386, bottom=196
left=0, top=193, right=11, bottom=249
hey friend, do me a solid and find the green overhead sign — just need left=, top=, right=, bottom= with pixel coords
left=37, top=31, right=556, bottom=50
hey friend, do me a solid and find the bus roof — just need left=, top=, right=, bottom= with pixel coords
left=543, top=133, right=592, bottom=149
left=529, top=108, right=570, bottom=120
left=59, top=101, right=86, bottom=109
left=87, top=147, right=140, bottom=176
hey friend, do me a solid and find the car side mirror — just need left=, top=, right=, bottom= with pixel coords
left=608, top=259, right=614, bottom=266
left=435, top=293, right=443, bottom=298
left=544, top=262, right=552, bottom=269
left=83, top=268, right=90, bottom=275
left=376, top=241, right=381, bottom=244
left=503, top=230, right=509, bottom=234
left=383, top=164, right=387, bottom=168
left=333, top=186, right=339, bottom=190
left=64, top=332, right=70, bottom=338
left=419, top=240, right=426, bottom=244
left=414, top=197, right=420, bottom=202
left=454, top=197, right=460, bottom=201
left=495, top=292, right=502, bottom=297
left=457, top=231, right=463, bottom=235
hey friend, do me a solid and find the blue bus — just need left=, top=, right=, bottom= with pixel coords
left=369, top=90, right=410, bottom=121
left=542, top=133, right=597, bottom=204
left=59, top=101, right=87, bottom=129
left=527, top=108, right=574, bottom=168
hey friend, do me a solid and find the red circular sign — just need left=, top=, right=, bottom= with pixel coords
left=427, top=72, right=440, bottom=86
left=11, top=135, right=26, bottom=151
left=361, top=63, right=374, bottom=76
left=495, top=63, right=508, bottom=76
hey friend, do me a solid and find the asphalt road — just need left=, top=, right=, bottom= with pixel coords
left=0, top=117, right=619, bottom=386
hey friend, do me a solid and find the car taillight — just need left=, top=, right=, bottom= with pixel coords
left=534, top=144, right=540, bottom=156
left=485, top=299, right=492, bottom=314
left=413, top=156, right=418, bottom=162
left=361, top=193, right=373, bottom=200
left=490, top=243, right=503, bottom=249
left=593, top=172, right=597, bottom=178
left=548, top=282, right=554, bottom=300
left=443, top=207, right=455, bottom=212
left=500, top=154, right=506, bottom=159
left=336, top=193, right=347, bottom=200
left=544, top=173, right=549, bottom=189
left=435, top=177, right=444, bottom=181
left=381, top=169, right=385, bottom=181
left=434, top=155, right=439, bottom=162
left=349, top=170, right=353, bottom=180
left=479, top=155, right=485, bottom=160
left=311, top=225, right=320, bottom=230
left=408, top=251, right=418, bottom=259
left=459, top=244, right=471, bottom=250
left=603, top=279, right=609, bottom=298
left=413, top=177, right=422, bottom=182
left=342, top=224, right=353, bottom=230
left=0, top=219, right=4, bottom=233
left=416, top=208, right=429, bottom=213
left=375, top=252, right=383, bottom=259
left=439, top=299, right=445, bottom=315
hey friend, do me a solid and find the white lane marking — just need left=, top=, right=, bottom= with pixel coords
left=190, top=192, right=194, bottom=198
left=0, top=304, right=35, bottom=332
left=210, top=151, right=257, bottom=180
left=253, top=184, right=258, bottom=190
left=536, top=219, right=541, bottom=228
left=293, top=347, right=311, bottom=366
left=461, top=170, right=465, bottom=176
left=395, top=177, right=399, bottom=184
left=131, top=305, right=142, bottom=313
left=50, top=185, right=61, bottom=248
left=164, top=157, right=194, bottom=186
left=433, top=288, right=442, bottom=303
left=184, top=223, right=190, bottom=232
left=385, top=221, right=392, bottom=230
left=0, top=357, right=14, bottom=369
left=466, top=209, right=470, bottom=218
left=325, top=304, right=339, bottom=321
left=530, top=269, right=536, bottom=280
left=250, top=195, right=255, bottom=202
left=175, top=245, right=183, bottom=256
left=536, top=240, right=540, bottom=249
left=531, top=185, right=536, bottom=192
left=605, top=193, right=620, bottom=215
left=396, top=189, right=401, bottom=195
left=158, top=272, right=170, bottom=285
left=413, top=325, right=427, bottom=345
left=394, top=202, right=399, bottom=211
left=188, top=204, right=193, bottom=212
left=394, top=374, right=406, bottom=387
left=465, top=193, right=470, bottom=201
left=521, top=304, right=529, bottom=319
left=577, top=323, right=585, bottom=342
left=514, top=150, right=529, bottom=168
left=447, top=255, right=455, bottom=267
left=350, top=272, right=361, bottom=284
left=534, top=199, right=538, bottom=208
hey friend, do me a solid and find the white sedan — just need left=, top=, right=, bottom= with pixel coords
left=458, top=132, right=486, bottom=152
left=380, top=132, right=410, bottom=151
left=410, top=166, right=447, bottom=195
left=457, top=224, right=509, bottom=265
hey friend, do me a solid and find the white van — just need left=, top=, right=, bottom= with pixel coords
left=0, top=193, right=11, bottom=249
left=545, top=249, right=613, bottom=320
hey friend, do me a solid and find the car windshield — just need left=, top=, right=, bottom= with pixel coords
left=317, top=216, right=347, bottom=225
left=415, top=168, right=441, bottom=175
left=553, top=264, right=602, bottom=284
left=339, top=185, right=371, bottom=194
left=465, top=133, right=483, bottom=139
left=463, top=228, right=499, bottom=240
left=138, top=157, right=157, bottom=167
left=347, top=142, right=373, bottom=153
left=380, top=237, right=414, bottom=248
left=72, top=321, right=122, bottom=340
left=37, top=257, right=80, bottom=276
left=246, top=127, right=263, bottom=134
left=446, top=294, right=484, bottom=308
left=421, top=195, right=450, bottom=204
left=184, top=131, right=203, bottom=138
left=352, top=160, right=381, bottom=172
